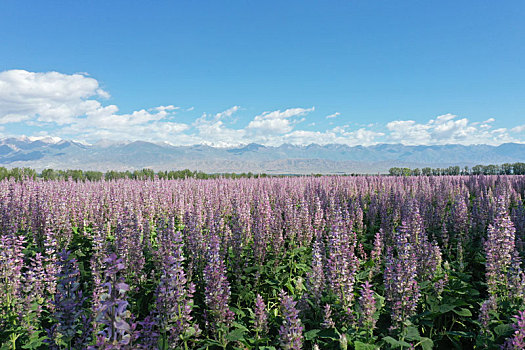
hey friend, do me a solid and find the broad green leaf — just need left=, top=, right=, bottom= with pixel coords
left=354, top=341, right=378, bottom=350
left=382, top=336, right=412, bottom=348
left=405, top=326, right=420, bottom=340
left=494, top=324, right=514, bottom=337
left=452, top=308, right=472, bottom=317
left=439, top=304, right=456, bottom=313
left=317, top=328, right=340, bottom=340
left=420, top=337, right=434, bottom=350
left=225, top=328, right=245, bottom=342
left=304, top=329, right=320, bottom=340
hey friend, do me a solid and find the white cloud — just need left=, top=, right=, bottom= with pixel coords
left=192, top=107, right=246, bottom=147
left=281, top=127, right=384, bottom=146
left=0, top=70, right=108, bottom=125
left=247, top=107, right=314, bottom=135
left=1, top=70, right=524, bottom=147
left=386, top=114, right=517, bottom=145
left=154, top=105, right=178, bottom=112
left=0, top=69, right=190, bottom=142
left=511, top=125, right=525, bottom=133
left=215, top=105, right=240, bottom=120
left=326, top=112, right=340, bottom=119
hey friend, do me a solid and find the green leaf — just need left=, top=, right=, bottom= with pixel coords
left=304, top=329, right=320, bottom=340
left=354, top=341, right=378, bottom=350
left=420, top=337, right=434, bottom=350
left=225, top=328, right=245, bottom=342
left=494, top=324, right=514, bottom=337
left=452, top=308, right=472, bottom=317
left=231, top=321, right=249, bottom=332
left=317, top=328, right=340, bottom=340
left=230, top=307, right=246, bottom=318
left=439, top=304, right=456, bottom=313
left=182, top=326, right=197, bottom=338
left=383, top=336, right=412, bottom=348
left=405, top=326, right=420, bottom=341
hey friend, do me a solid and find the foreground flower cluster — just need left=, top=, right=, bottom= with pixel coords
left=0, top=175, right=524, bottom=349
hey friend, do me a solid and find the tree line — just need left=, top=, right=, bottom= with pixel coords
left=2, top=163, right=525, bottom=181
left=0, top=167, right=271, bottom=181
left=389, top=162, right=525, bottom=176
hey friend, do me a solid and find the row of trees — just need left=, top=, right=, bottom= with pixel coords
left=389, top=162, right=525, bottom=176
left=0, top=167, right=271, bottom=181
left=2, top=163, right=525, bottom=181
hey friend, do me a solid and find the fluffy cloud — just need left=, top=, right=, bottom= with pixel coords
left=282, top=128, right=384, bottom=146
left=247, top=107, right=314, bottom=135
left=1, top=70, right=524, bottom=147
left=193, top=107, right=246, bottom=147
left=511, top=125, right=525, bottom=133
left=386, top=114, right=518, bottom=145
left=0, top=70, right=190, bottom=141
left=0, top=70, right=108, bottom=125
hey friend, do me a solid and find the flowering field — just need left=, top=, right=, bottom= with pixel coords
left=1, top=176, right=525, bottom=349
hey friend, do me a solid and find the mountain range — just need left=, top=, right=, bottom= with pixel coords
left=1, top=137, right=525, bottom=174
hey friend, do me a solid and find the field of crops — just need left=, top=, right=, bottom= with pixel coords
left=1, top=176, right=524, bottom=349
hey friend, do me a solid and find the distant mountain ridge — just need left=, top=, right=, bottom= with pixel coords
left=1, top=137, right=524, bottom=174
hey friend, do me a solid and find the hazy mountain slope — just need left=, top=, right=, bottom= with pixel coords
left=1, top=138, right=524, bottom=174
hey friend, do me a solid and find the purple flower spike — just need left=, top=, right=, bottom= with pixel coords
left=90, top=253, right=136, bottom=349
left=321, top=304, right=335, bottom=329
left=484, top=195, right=520, bottom=299
left=47, top=250, right=91, bottom=349
left=503, top=310, right=525, bottom=350
left=154, top=222, right=199, bottom=347
left=279, top=290, right=304, bottom=350
left=254, top=294, right=268, bottom=337
left=358, top=281, right=377, bottom=333
left=203, top=233, right=234, bottom=333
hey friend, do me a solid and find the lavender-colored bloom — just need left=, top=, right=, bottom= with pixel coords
left=358, top=281, right=377, bottom=332
left=47, top=250, right=91, bottom=349
left=484, top=195, right=518, bottom=298
left=279, top=290, right=304, bottom=350
left=321, top=304, right=335, bottom=329
left=114, top=207, right=145, bottom=283
left=503, top=310, right=525, bottom=350
left=325, top=205, right=358, bottom=320
left=384, top=244, right=419, bottom=328
left=451, top=194, right=470, bottom=236
left=307, top=239, right=325, bottom=305
left=155, top=224, right=198, bottom=348
left=369, top=230, right=383, bottom=278
left=254, top=294, right=268, bottom=337
left=43, top=228, right=59, bottom=309
left=91, top=253, right=136, bottom=348
left=22, top=252, right=46, bottom=319
left=0, top=233, right=26, bottom=329
left=203, top=233, right=234, bottom=333
left=508, top=250, right=525, bottom=301
left=479, top=296, right=497, bottom=335
left=135, top=316, right=159, bottom=350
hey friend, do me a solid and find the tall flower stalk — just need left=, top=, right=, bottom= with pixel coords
left=203, top=233, right=234, bottom=339
left=47, top=250, right=91, bottom=349
left=154, top=222, right=198, bottom=349
left=279, top=290, right=304, bottom=350
left=484, top=195, right=521, bottom=299
left=91, top=253, right=136, bottom=349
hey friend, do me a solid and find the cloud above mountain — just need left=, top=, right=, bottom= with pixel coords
left=0, top=69, right=524, bottom=147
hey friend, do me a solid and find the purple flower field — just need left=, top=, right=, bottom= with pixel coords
left=1, top=175, right=525, bottom=349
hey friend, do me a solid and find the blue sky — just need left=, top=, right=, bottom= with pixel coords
left=1, top=0, right=524, bottom=146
